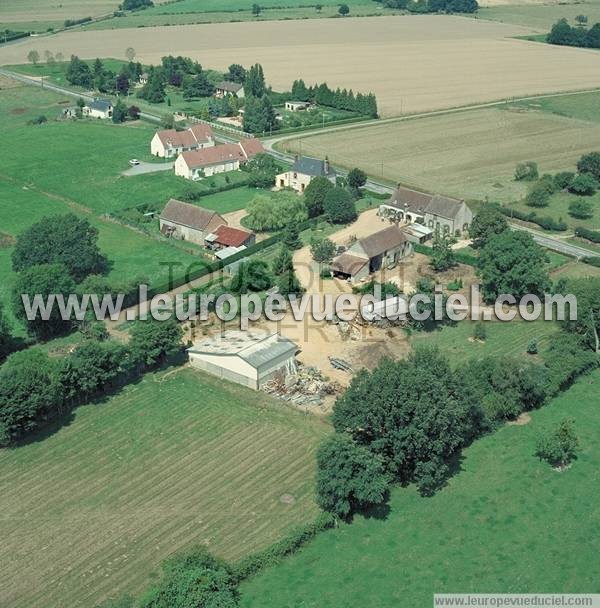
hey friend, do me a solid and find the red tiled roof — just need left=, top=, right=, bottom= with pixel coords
left=214, top=225, right=253, bottom=247
left=180, top=144, right=245, bottom=168
left=155, top=124, right=214, bottom=149
left=239, top=138, right=265, bottom=160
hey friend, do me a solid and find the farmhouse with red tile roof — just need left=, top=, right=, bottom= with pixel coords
left=151, top=124, right=215, bottom=158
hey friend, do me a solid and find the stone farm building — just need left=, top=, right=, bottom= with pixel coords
left=215, top=81, right=245, bottom=98
left=380, top=186, right=473, bottom=236
left=331, top=224, right=413, bottom=284
left=150, top=124, right=215, bottom=158
left=159, top=199, right=227, bottom=245
left=83, top=98, right=113, bottom=119
left=188, top=331, right=298, bottom=390
left=276, top=156, right=336, bottom=193
left=175, top=138, right=264, bottom=180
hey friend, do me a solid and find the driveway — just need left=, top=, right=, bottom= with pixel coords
left=121, top=161, right=174, bottom=176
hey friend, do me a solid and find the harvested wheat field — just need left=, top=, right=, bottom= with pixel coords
left=4, top=16, right=600, bottom=116
left=282, top=106, right=600, bottom=202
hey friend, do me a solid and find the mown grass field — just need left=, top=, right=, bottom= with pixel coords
left=0, top=81, right=258, bottom=329
left=410, top=319, right=559, bottom=361
left=84, top=0, right=401, bottom=30
left=283, top=106, right=600, bottom=202
left=0, top=366, right=329, bottom=608
left=240, top=368, right=600, bottom=607
left=477, top=0, right=600, bottom=31
left=514, top=89, right=600, bottom=124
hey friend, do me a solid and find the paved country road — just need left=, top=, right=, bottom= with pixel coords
left=511, top=224, right=593, bottom=259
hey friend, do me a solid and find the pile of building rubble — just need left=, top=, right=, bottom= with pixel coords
left=262, top=365, right=341, bottom=407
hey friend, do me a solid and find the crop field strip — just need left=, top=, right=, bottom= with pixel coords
left=4, top=16, right=600, bottom=117
left=0, top=369, right=328, bottom=608
left=282, top=106, right=600, bottom=202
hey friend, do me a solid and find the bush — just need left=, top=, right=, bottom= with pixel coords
left=575, top=226, right=600, bottom=243
left=568, top=199, right=594, bottom=219
left=582, top=256, right=600, bottom=267
left=310, top=237, right=336, bottom=263
left=515, top=161, right=538, bottom=181
left=473, top=322, right=486, bottom=341
left=554, top=171, right=575, bottom=190
left=526, top=182, right=551, bottom=207
left=527, top=339, right=538, bottom=355
left=535, top=418, right=579, bottom=469
left=569, top=173, right=598, bottom=196
left=498, top=206, right=567, bottom=231
left=28, top=115, right=47, bottom=125
left=577, top=151, right=600, bottom=181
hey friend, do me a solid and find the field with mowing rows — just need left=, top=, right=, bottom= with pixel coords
left=5, top=16, right=600, bottom=117
left=240, top=368, right=600, bottom=607
left=0, top=367, right=328, bottom=608
left=282, top=106, right=600, bottom=202
left=410, top=318, right=559, bottom=361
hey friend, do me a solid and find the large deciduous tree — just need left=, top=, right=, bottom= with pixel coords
left=469, top=205, right=508, bottom=249
left=559, top=278, right=600, bottom=353
left=13, top=263, right=76, bottom=340
left=304, top=176, right=334, bottom=218
left=332, top=348, right=472, bottom=495
left=316, top=433, right=389, bottom=518
left=323, top=187, right=357, bottom=224
left=245, top=192, right=307, bottom=231
left=12, top=213, right=107, bottom=282
left=0, top=349, right=61, bottom=445
left=129, top=318, right=183, bottom=368
left=477, top=230, right=550, bottom=303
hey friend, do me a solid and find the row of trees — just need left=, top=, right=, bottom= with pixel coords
left=0, top=317, right=182, bottom=446
left=65, top=56, right=144, bottom=95
left=291, top=79, right=378, bottom=117
left=547, top=18, right=600, bottom=49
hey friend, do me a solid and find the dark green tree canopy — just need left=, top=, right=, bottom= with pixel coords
left=477, top=230, right=550, bottom=303
left=231, top=259, right=273, bottom=293
left=332, top=348, right=472, bottom=495
left=559, top=278, right=600, bottom=353
left=324, top=187, right=357, bottom=224
left=12, top=213, right=107, bottom=281
left=129, top=318, right=183, bottom=368
left=316, top=433, right=389, bottom=518
left=469, top=205, right=508, bottom=249
left=13, top=263, right=76, bottom=340
left=0, top=348, right=61, bottom=445
left=304, top=176, right=334, bottom=218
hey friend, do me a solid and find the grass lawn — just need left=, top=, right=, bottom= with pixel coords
left=514, top=90, right=600, bottom=124
left=0, top=366, right=329, bottom=608
left=83, top=1, right=402, bottom=30
left=191, top=185, right=265, bottom=214
left=240, top=368, right=600, bottom=606
left=477, top=1, right=600, bottom=32
left=551, top=258, right=600, bottom=279
left=510, top=190, right=600, bottom=232
left=410, top=318, right=559, bottom=362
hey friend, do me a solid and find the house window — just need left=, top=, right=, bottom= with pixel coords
left=293, top=172, right=298, bottom=179
left=443, top=224, right=450, bottom=234
left=463, top=223, right=469, bottom=233
left=428, top=219, right=434, bottom=228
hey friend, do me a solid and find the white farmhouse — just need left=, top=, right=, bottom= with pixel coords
left=150, top=124, right=215, bottom=158
left=82, top=98, right=113, bottom=119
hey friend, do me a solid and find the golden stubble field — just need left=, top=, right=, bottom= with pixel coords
left=282, top=106, right=600, bottom=201
left=4, top=16, right=600, bottom=116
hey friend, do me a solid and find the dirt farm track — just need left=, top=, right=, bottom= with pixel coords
left=4, top=16, right=600, bottom=116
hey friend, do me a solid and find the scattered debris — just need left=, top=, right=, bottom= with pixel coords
left=262, top=364, right=341, bottom=407
left=328, top=357, right=353, bottom=373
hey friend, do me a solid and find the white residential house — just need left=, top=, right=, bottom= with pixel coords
left=138, top=72, right=149, bottom=85
left=150, top=124, right=215, bottom=158
left=82, top=98, right=113, bottom=119
left=285, top=101, right=311, bottom=112
left=214, top=81, right=245, bottom=98
left=275, top=156, right=336, bottom=193
left=174, top=138, right=264, bottom=180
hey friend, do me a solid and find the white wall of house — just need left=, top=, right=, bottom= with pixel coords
left=150, top=133, right=167, bottom=158
left=176, top=156, right=240, bottom=180
left=275, top=171, right=313, bottom=193
left=84, top=106, right=111, bottom=119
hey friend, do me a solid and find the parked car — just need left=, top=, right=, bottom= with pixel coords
left=129, top=158, right=140, bottom=166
